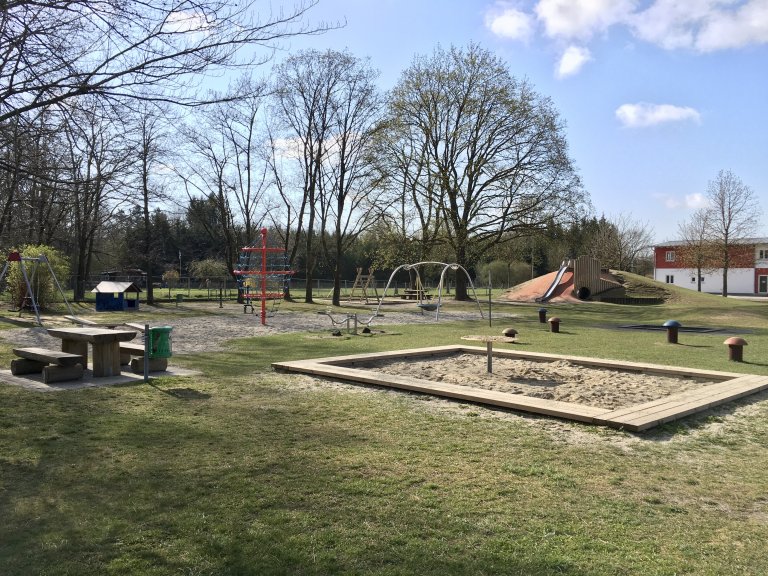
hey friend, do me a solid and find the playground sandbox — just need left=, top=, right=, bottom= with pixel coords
left=274, top=346, right=768, bottom=431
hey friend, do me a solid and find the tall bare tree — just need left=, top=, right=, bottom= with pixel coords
left=677, top=208, right=718, bottom=292
left=60, top=101, right=134, bottom=300
left=705, top=169, right=761, bottom=296
left=272, top=49, right=342, bottom=303
left=0, top=0, right=330, bottom=124
left=386, top=44, right=586, bottom=299
left=317, top=52, right=384, bottom=306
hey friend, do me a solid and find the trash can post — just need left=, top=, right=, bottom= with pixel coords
left=724, top=337, right=747, bottom=362
left=663, top=320, right=681, bottom=344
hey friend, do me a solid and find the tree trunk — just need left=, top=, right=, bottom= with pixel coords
left=331, top=232, right=343, bottom=306
left=454, top=244, right=470, bottom=300
left=332, top=265, right=341, bottom=306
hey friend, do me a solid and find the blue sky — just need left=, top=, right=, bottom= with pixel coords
left=279, top=0, right=768, bottom=242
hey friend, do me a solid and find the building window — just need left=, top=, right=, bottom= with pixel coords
left=691, top=277, right=696, bottom=283
left=666, top=275, right=674, bottom=284
left=760, top=249, right=767, bottom=259
left=665, top=251, right=675, bottom=262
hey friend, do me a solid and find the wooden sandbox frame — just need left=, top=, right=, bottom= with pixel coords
left=273, top=346, right=768, bottom=432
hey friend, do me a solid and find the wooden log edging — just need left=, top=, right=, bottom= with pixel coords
left=273, top=346, right=768, bottom=432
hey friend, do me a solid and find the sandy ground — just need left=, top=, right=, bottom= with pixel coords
left=355, top=353, right=718, bottom=410
left=0, top=303, right=494, bottom=354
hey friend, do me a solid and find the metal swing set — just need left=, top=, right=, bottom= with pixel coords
left=373, top=261, right=485, bottom=321
left=0, top=251, right=75, bottom=325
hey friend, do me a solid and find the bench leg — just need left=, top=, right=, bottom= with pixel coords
left=11, top=358, right=47, bottom=375
left=43, top=364, right=84, bottom=384
left=61, top=340, right=88, bottom=367
left=130, top=357, right=168, bottom=373
left=92, top=342, right=120, bottom=377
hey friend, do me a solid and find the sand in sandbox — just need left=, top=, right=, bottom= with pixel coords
left=355, top=354, right=719, bottom=410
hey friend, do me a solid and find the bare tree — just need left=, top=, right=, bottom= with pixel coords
left=317, top=52, right=384, bottom=306
left=677, top=208, right=719, bottom=292
left=0, top=112, right=69, bottom=247
left=587, top=214, right=654, bottom=272
left=262, top=120, right=303, bottom=300
left=128, top=105, right=176, bottom=304
left=60, top=101, right=135, bottom=300
left=272, top=49, right=343, bottom=304
left=0, top=0, right=331, bottom=124
left=371, top=113, right=445, bottom=269
left=179, top=111, right=241, bottom=281
left=386, top=44, right=586, bottom=299
left=705, top=169, right=761, bottom=296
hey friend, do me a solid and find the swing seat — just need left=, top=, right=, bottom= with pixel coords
left=417, top=303, right=439, bottom=312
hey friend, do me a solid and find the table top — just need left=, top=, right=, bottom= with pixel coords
left=47, top=327, right=137, bottom=343
left=461, top=335, right=516, bottom=343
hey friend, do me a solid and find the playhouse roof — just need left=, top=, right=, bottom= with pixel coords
left=91, top=281, right=142, bottom=294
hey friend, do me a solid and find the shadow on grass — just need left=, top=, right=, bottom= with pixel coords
left=147, top=381, right=211, bottom=400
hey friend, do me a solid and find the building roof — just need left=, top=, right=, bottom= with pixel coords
left=655, top=237, right=768, bottom=248
left=91, top=281, right=142, bottom=294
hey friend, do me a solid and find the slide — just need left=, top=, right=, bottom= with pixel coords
left=536, top=263, right=570, bottom=303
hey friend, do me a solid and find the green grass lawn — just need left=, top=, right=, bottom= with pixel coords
left=2, top=289, right=768, bottom=575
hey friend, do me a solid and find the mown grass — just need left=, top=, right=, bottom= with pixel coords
left=2, top=289, right=768, bottom=575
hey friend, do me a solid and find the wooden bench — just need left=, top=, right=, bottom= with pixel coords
left=12, top=347, right=85, bottom=383
left=64, top=315, right=125, bottom=329
left=400, top=289, right=432, bottom=301
left=119, top=342, right=168, bottom=373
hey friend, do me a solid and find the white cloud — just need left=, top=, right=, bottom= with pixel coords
left=685, top=193, right=708, bottom=208
left=615, top=103, right=702, bottom=128
left=485, top=3, right=534, bottom=41
left=629, top=0, right=768, bottom=52
left=654, top=192, right=709, bottom=209
left=163, top=10, right=213, bottom=34
left=535, top=0, right=636, bottom=40
left=696, top=0, right=768, bottom=51
left=556, top=45, right=592, bottom=77
left=655, top=193, right=682, bottom=209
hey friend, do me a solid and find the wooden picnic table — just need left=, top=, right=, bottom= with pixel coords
left=47, top=327, right=138, bottom=377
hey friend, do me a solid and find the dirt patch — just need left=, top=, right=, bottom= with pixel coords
left=0, top=306, right=499, bottom=354
left=353, top=353, right=719, bottom=410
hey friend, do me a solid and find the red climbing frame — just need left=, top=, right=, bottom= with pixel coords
left=233, top=228, right=294, bottom=325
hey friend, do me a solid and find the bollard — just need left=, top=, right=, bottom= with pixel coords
left=663, top=320, right=681, bottom=344
left=724, top=337, right=747, bottom=362
left=548, top=317, right=561, bottom=333
left=538, top=307, right=547, bottom=323
left=502, top=327, right=518, bottom=338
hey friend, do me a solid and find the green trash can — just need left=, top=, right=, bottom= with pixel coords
left=148, top=326, right=173, bottom=359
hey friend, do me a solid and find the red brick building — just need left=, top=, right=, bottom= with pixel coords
left=654, top=238, right=768, bottom=295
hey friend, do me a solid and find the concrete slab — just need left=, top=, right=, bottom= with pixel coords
left=0, top=366, right=201, bottom=392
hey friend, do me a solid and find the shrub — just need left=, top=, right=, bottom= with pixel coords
left=476, top=260, right=533, bottom=288
left=162, top=269, right=180, bottom=288
left=4, top=244, right=70, bottom=310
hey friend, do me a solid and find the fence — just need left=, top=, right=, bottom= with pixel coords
left=38, top=275, right=459, bottom=303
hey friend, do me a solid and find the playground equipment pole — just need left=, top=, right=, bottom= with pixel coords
left=261, top=228, right=267, bottom=326
left=488, top=270, right=492, bottom=328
